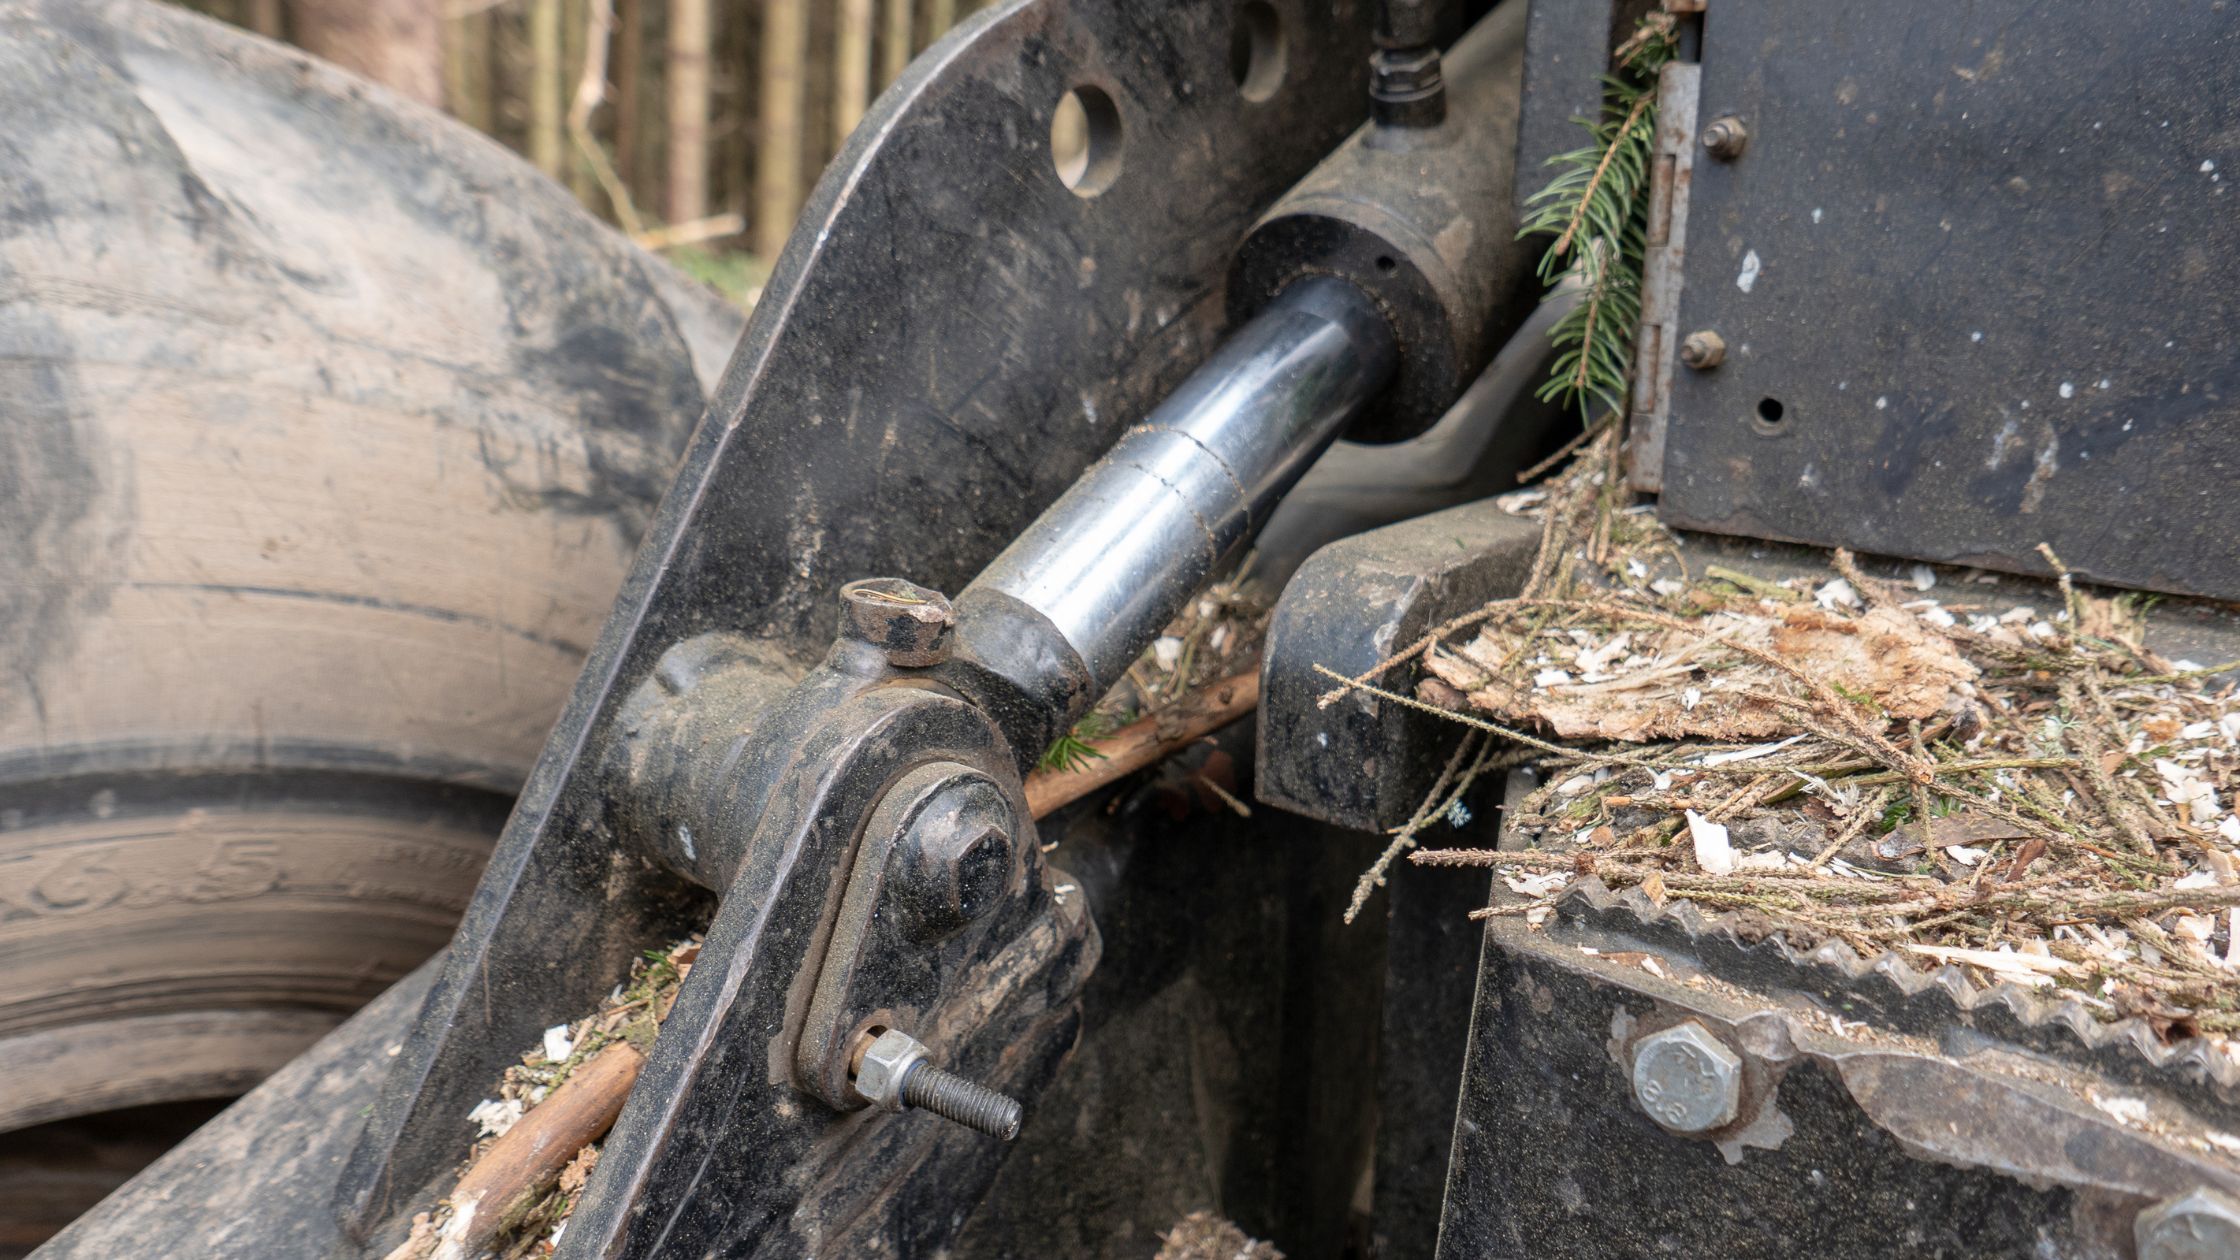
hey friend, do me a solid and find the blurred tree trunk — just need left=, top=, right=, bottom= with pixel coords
left=244, top=0, right=283, bottom=39
left=613, top=0, right=643, bottom=201
left=755, top=0, right=807, bottom=258
left=879, top=0, right=910, bottom=86
left=528, top=0, right=564, bottom=176
left=291, top=0, right=442, bottom=107
left=667, top=0, right=712, bottom=225
left=834, top=0, right=873, bottom=148
left=443, top=9, right=493, bottom=133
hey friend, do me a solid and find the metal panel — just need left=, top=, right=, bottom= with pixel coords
left=1656, top=0, right=2240, bottom=600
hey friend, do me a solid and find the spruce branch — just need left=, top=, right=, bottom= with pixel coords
left=1517, top=18, right=1676, bottom=421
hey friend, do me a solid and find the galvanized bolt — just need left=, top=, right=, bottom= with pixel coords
left=882, top=763, right=1017, bottom=942
left=2136, top=1186, right=2240, bottom=1260
left=850, top=1028, right=1023, bottom=1140
left=1679, top=330, right=1727, bottom=370
left=839, top=576, right=954, bottom=667
left=1630, top=1021, right=1743, bottom=1134
left=1701, top=115, right=1749, bottom=160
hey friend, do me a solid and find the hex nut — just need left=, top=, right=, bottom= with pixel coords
left=2136, top=1186, right=2240, bottom=1260
left=1630, top=1022, right=1743, bottom=1134
left=1680, top=330, right=1727, bottom=370
left=1701, top=115, right=1749, bottom=160
left=851, top=1028, right=928, bottom=1112
left=839, top=577, right=954, bottom=667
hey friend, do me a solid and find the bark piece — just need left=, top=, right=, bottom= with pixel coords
left=1427, top=604, right=1977, bottom=742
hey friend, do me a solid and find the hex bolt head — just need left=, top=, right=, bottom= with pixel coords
left=1701, top=115, right=1749, bottom=160
left=882, top=764, right=1017, bottom=942
left=2136, top=1187, right=2240, bottom=1260
left=1631, top=1021, right=1743, bottom=1134
left=1680, top=330, right=1727, bottom=370
left=839, top=577, right=954, bottom=667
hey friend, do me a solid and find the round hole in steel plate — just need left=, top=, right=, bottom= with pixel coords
left=1752, top=396, right=1789, bottom=434
left=1229, top=1, right=1287, bottom=103
left=1051, top=85, right=1124, bottom=197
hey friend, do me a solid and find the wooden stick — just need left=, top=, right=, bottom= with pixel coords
left=631, top=213, right=746, bottom=253
left=567, top=0, right=645, bottom=236
left=1024, top=669, right=1260, bottom=819
left=392, top=1042, right=644, bottom=1260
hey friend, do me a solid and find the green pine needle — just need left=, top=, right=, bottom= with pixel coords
left=1517, top=17, right=1677, bottom=421
left=1037, top=711, right=1118, bottom=773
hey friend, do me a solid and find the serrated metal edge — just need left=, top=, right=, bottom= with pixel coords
left=1550, top=879, right=2240, bottom=1111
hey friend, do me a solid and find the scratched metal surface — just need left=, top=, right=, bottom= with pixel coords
left=1655, top=0, right=2240, bottom=601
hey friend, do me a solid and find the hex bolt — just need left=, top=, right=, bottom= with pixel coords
left=838, top=576, right=954, bottom=667
left=1630, top=1021, right=1743, bottom=1134
left=1701, top=115, right=1749, bottom=160
left=850, top=1028, right=1023, bottom=1140
left=1679, top=330, right=1727, bottom=371
left=1369, top=45, right=1446, bottom=128
left=2136, top=1186, right=2240, bottom=1260
left=881, top=763, right=1017, bottom=942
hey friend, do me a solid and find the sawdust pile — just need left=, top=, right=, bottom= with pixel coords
left=1331, top=431, right=2240, bottom=1043
left=1154, top=1210, right=1284, bottom=1260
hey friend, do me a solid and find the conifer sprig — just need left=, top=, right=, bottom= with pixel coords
left=1518, top=16, right=1677, bottom=420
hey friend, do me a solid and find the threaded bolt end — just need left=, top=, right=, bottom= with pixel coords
left=899, top=1062, right=1023, bottom=1140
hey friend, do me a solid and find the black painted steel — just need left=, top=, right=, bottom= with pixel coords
left=1655, top=0, right=2240, bottom=600
left=1434, top=882, right=2240, bottom=1258
left=332, top=1, right=1382, bottom=1248
left=1233, top=1, right=1537, bottom=442
left=1256, top=499, right=1542, bottom=831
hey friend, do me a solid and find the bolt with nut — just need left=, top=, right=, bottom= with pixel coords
left=839, top=576, right=954, bottom=667
left=851, top=1027, right=1023, bottom=1140
left=2136, top=1186, right=2240, bottom=1260
left=1630, top=1021, right=1743, bottom=1134
left=1680, top=330, right=1726, bottom=371
left=1701, top=114, right=1749, bottom=160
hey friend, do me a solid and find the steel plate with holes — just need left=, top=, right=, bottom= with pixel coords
left=1655, top=0, right=2240, bottom=601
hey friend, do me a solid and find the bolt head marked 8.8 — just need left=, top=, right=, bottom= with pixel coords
left=1630, top=1021, right=1743, bottom=1134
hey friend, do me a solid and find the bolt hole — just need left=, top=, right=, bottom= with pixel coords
left=1374, top=254, right=1397, bottom=274
left=1228, top=1, right=1287, bottom=103
left=1050, top=85, right=1124, bottom=197
left=1752, top=397, right=1788, bottom=433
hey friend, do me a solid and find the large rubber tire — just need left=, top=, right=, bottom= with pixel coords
left=0, top=0, right=744, bottom=1133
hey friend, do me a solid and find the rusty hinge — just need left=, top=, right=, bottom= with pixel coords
left=1625, top=60, right=1699, bottom=495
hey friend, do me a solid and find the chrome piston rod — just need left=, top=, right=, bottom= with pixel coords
left=965, top=276, right=1398, bottom=693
